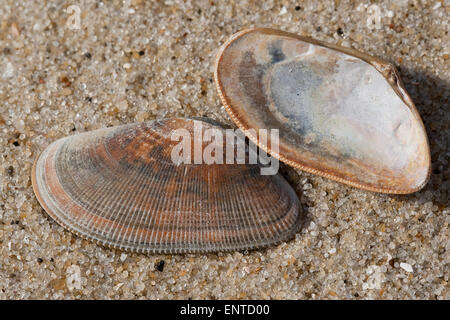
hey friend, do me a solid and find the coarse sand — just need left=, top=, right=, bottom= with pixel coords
left=0, top=0, right=448, bottom=299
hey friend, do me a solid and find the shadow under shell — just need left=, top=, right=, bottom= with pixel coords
left=32, top=118, right=302, bottom=253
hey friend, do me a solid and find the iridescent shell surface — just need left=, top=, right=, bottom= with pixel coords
left=215, top=28, right=431, bottom=194
left=32, top=118, right=302, bottom=253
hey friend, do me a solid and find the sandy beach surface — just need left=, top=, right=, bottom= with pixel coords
left=0, top=0, right=448, bottom=299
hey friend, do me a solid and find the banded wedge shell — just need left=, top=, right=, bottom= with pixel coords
left=32, top=118, right=302, bottom=253
left=215, top=28, right=431, bottom=194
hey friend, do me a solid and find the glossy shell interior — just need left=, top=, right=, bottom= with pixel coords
left=215, top=28, right=431, bottom=194
left=32, top=118, right=302, bottom=253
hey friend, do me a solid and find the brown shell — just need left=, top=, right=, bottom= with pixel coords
left=32, top=118, right=302, bottom=253
left=214, top=28, right=431, bottom=194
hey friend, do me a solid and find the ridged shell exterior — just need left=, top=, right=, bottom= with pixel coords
left=215, top=28, right=431, bottom=194
left=32, top=118, right=302, bottom=253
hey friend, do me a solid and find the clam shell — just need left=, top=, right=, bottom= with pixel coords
left=215, top=28, right=431, bottom=194
left=32, top=118, right=302, bottom=253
